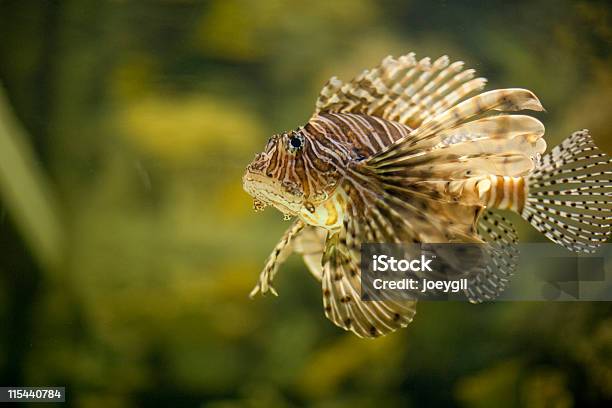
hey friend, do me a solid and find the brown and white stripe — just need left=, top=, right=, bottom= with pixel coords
left=481, top=175, right=528, bottom=213
left=308, top=113, right=411, bottom=156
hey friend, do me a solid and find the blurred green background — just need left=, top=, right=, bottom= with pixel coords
left=0, top=0, right=611, bottom=407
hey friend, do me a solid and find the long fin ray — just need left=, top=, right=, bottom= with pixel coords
left=250, top=220, right=305, bottom=297
left=321, top=218, right=417, bottom=338
left=369, top=88, right=545, bottom=166
left=465, top=211, right=519, bottom=303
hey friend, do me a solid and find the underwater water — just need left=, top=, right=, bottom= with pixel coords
left=0, top=0, right=611, bottom=406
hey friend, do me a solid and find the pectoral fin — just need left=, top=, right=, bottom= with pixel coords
left=321, top=224, right=417, bottom=338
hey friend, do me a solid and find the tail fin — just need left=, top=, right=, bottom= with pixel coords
left=522, top=130, right=612, bottom=253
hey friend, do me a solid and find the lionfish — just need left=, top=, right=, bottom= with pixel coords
left=242, top=53, right=612, bottom=338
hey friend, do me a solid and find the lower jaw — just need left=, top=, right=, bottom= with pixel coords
left=243, top=181, right=301, bottom=215
left=249, top=190, right=300, bottom=216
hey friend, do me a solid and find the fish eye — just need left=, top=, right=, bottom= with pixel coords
left=290, top=137, right=302, bottom=148
left=287, top=133, right=304, bottom=152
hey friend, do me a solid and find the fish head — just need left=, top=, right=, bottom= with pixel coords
left=243, top=129, right=342, bottom=217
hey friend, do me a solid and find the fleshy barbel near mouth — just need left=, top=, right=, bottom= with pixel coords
left=242, top=171, right=301, bottom=215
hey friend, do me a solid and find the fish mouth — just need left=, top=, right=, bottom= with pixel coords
left=242, top=171, right=302, bottom=215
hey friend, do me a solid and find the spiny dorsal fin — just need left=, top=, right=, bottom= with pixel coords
left=315, top=53, right=487, bottom=129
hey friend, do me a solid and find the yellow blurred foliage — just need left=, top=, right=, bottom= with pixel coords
left=522, top=370, right=573, bottom=408
left=118, top=95, right=261, bottom=163
left=297, top=333, right=402, bottom=398
left=213, top=180, right=256, bottom=221
left=111, top=54, right=159, bottom=99
left=195, top=0, right=378, bottom=61
left=456, top=360, right=521, bottom=408
left=573, top=319, right=612, bottom=398
left=554, top=63, right=612, bottom=152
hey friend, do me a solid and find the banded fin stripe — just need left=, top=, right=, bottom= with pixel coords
left=478, top=175, right=527, bottom=213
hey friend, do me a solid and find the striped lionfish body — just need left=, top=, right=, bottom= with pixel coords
left=243, top=53, right=612, bottom=338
